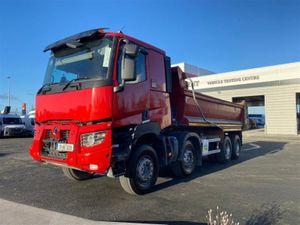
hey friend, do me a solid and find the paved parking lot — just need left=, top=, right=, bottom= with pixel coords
left=0, top=136, right=299, bottom=225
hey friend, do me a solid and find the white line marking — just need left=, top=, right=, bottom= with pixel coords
left=242, top=143, right=261, bottom=151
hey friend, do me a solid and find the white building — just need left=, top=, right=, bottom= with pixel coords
left=179, top=61, right=300, bottom=135
left=173, top=62, right=214, bottom=76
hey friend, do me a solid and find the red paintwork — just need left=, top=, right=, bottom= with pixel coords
left=32, top=86, right=113, bottom=173
left=147, top=50, right=172, bottom=128
left=112, top=47, right=171, bottom=129
left=112, top=36, right=151, bottom=127
left=148, top=50, right=166, bottom=92
left=112, top=79, right=150, bottom=127
left=36, top=86, right=112, bottom=123
left=170, top=66, right=244, bottom=126
left=30, top=121, right=112, bottom=173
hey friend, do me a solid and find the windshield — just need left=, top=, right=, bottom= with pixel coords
left=43, top=37, right=113, bottom=85
left=2, top=117, right=23, bottom=125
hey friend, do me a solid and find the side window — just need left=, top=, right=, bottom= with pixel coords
left=117, top=43, right=147, bottom=84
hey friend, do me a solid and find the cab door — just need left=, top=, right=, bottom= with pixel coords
left=112, top=41, right=150, bottom=127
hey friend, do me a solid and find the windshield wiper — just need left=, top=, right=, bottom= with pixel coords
left=62, top=77, right=90, bottom=91
left=37, top=82, right=64, bottom=94
left=37, top=83, right=55, bottom=94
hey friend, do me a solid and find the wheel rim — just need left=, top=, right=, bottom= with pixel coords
left=182, top=146, right=195, bottom=174
left=136, top=156, right=154, bottom=184
left=225, top=142, right=231, bottom=159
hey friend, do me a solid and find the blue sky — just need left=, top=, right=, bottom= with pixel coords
left=0, top=0, right=299, bottom=112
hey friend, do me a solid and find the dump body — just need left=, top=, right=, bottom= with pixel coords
left=171, top=67, right=244, bottom=131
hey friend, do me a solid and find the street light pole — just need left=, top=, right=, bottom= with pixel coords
left=6, top=76, right=11, bottom=107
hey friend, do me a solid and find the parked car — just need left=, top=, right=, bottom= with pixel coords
left=21, top=110, right=35, bottom=136
left=0, top=114, right=26, bottom=137
left=248, top=114, right=265, bottom=127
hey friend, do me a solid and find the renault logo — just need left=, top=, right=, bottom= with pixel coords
left=53, top=127, right=59, bottom=136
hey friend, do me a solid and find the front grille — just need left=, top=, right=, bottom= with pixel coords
left=44, top=129, right=70, bottom=141
left=4, top=127, right=23, bottom=136
left=45, top=129, right=52, bottom=138
left=40, top=128, right=71, bottom=160
left=60, top=130, right=70, bottom=141
left=41, top=138, right=67, bottom=160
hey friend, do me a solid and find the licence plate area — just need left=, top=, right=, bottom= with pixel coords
left=56, top=143, right=74, bottom=152
left=41, top=138, right=71, bottom=160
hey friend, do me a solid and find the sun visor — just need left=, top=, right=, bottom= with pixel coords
left=44, top=28, right=108, bottom=52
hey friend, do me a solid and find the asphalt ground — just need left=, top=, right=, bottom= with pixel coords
left=0, top=136, right=299, bottom=225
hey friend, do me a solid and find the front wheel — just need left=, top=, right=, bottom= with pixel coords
left=119, top=144, right=159, bottom=195
left=62, top=167, right=94, bottom=181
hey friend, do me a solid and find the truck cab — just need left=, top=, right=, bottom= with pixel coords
left=30, top=29, right=172, bottom=192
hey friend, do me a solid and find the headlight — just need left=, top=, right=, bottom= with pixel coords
left=81, top=131, right=106, bottom=147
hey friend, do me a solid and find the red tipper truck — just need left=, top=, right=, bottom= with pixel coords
left=30, top=28, right=245, bottom=195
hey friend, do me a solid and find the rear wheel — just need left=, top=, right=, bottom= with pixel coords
left=62, top=167, right=94, bottom=181
left=216, top=136, right=232, bottom=163
left=171, top=140, right=197, bottom=177
left=119, top=144, right=159, bottom=195
left=232, top=134, right=241, bottom=159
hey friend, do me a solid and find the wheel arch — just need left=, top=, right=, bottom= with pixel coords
left=228, top=131, right=243, bottom=146
left=187, top=135, right=202, bottom=166
left=131, top=123, right=167, bottom=168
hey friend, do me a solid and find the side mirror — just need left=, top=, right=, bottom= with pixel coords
left=124, top=44, right=138, bottom=57
left=121, top=57, right=136, bottom=81
left=121, top=44, right=138, bottom=81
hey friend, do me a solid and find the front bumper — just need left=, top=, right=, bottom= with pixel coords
left=3, top=127, right=26, bottom=137
left=29, top=121, right=112, bottom=173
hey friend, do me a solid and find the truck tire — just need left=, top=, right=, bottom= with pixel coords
left=171, top=140, right=197, bottom=177
left=232, top=135, right=241, bottom=159
left=62, top=167, right=94, bottom=181
left=216, top=136, right=232, bottom=163
left=119, top=144, right=159, bottom=195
